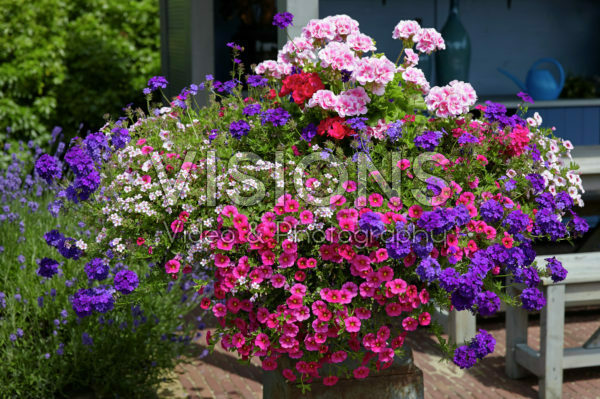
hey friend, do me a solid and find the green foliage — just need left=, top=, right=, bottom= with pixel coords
left=0, top=0, right=160, bottom=143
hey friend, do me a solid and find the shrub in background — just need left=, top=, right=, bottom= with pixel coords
left=0, top=142, right=205, bottom=398
left=0, top=0, right=160, bottom=143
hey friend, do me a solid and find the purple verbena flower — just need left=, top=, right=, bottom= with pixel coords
left=35, top=154, right=62, bottom=184
left=146, top=76, right=168, bottom=92
left=114, top=269, right=139, bottom=295
left=517, top=91, right=534, bottom=104
left=37, top=258, right=59, bottom=278
left=273, top=12, right=294, bottom=29
left=229, top=120, right=251, bottom=140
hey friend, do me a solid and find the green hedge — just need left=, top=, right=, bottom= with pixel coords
left=0, top=0, right=160, bottom=142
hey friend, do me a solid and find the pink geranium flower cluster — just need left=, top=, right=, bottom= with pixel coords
left=425, top=80, right=478, bottom=118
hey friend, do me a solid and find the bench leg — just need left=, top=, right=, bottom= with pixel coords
left=506, top=284, right=530, bottom=379
left=539, top=284, right=565, bottom=399
left=448, top=309, right=476, bottom=344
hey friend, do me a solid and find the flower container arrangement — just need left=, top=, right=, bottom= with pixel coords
left=35, top=12, right=589, bottom=397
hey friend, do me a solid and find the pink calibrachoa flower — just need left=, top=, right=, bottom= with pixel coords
left=344, top=316, right=361, bottom=332
left=141, top=145, right=154, bottom=154
left=299, top=210, right=314, bottom=224
left=343, top=180, right=357, bottom=192
left=214, top=253, right=230, bottom=268
left=170, top=219, right=184, bottom=233
left=283, top=369, right=297, bottom=382
left=353, top=366, right=370, bottom=379
left=165, top=259, right=180, bottom=274
left=418, top=312, right=431, bottom=326
left=262, top=357, right=278, bottom=371
left=323, top=375, right=339, bottom=386
left=402, top=317, right=418, bottom=331
left=408, top=205, right=423, bottom=218
left=212, top=303, right=227, bottom=318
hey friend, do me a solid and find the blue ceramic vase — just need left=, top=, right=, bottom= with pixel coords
left=435, top=0, right=471, bottom=85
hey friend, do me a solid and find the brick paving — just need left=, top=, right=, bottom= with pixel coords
left=167, top=308, right=600, bottom=399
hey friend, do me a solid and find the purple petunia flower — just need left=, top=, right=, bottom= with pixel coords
left=453, top=345, right=477, bottom=369
left=273, top=12, right=294, bottom=29
left=111, top=127, right=130, bottom=150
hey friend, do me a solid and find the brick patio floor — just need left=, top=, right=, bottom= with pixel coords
left=169, top=308, right=600, bottom=399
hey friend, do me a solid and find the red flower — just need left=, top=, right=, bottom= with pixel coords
left=136, top=237, right=145, bottom=246
left=317, top=117, right=355, bottom=140
left=279, top=72, right=325, bottom=105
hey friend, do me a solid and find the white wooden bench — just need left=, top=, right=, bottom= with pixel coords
left=505, top=252, right=600, bottom=399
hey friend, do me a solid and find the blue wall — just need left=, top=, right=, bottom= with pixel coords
left=319, top=0, right=600, bottom=96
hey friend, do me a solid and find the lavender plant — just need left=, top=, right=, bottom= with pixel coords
left=0, top=141, right=205, bottom=398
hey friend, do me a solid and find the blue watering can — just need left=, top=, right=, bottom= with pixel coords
left=497, top=58, right=565, bottom=101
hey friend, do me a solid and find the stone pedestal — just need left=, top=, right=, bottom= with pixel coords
left=263, top=347, right=424, bottom=399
